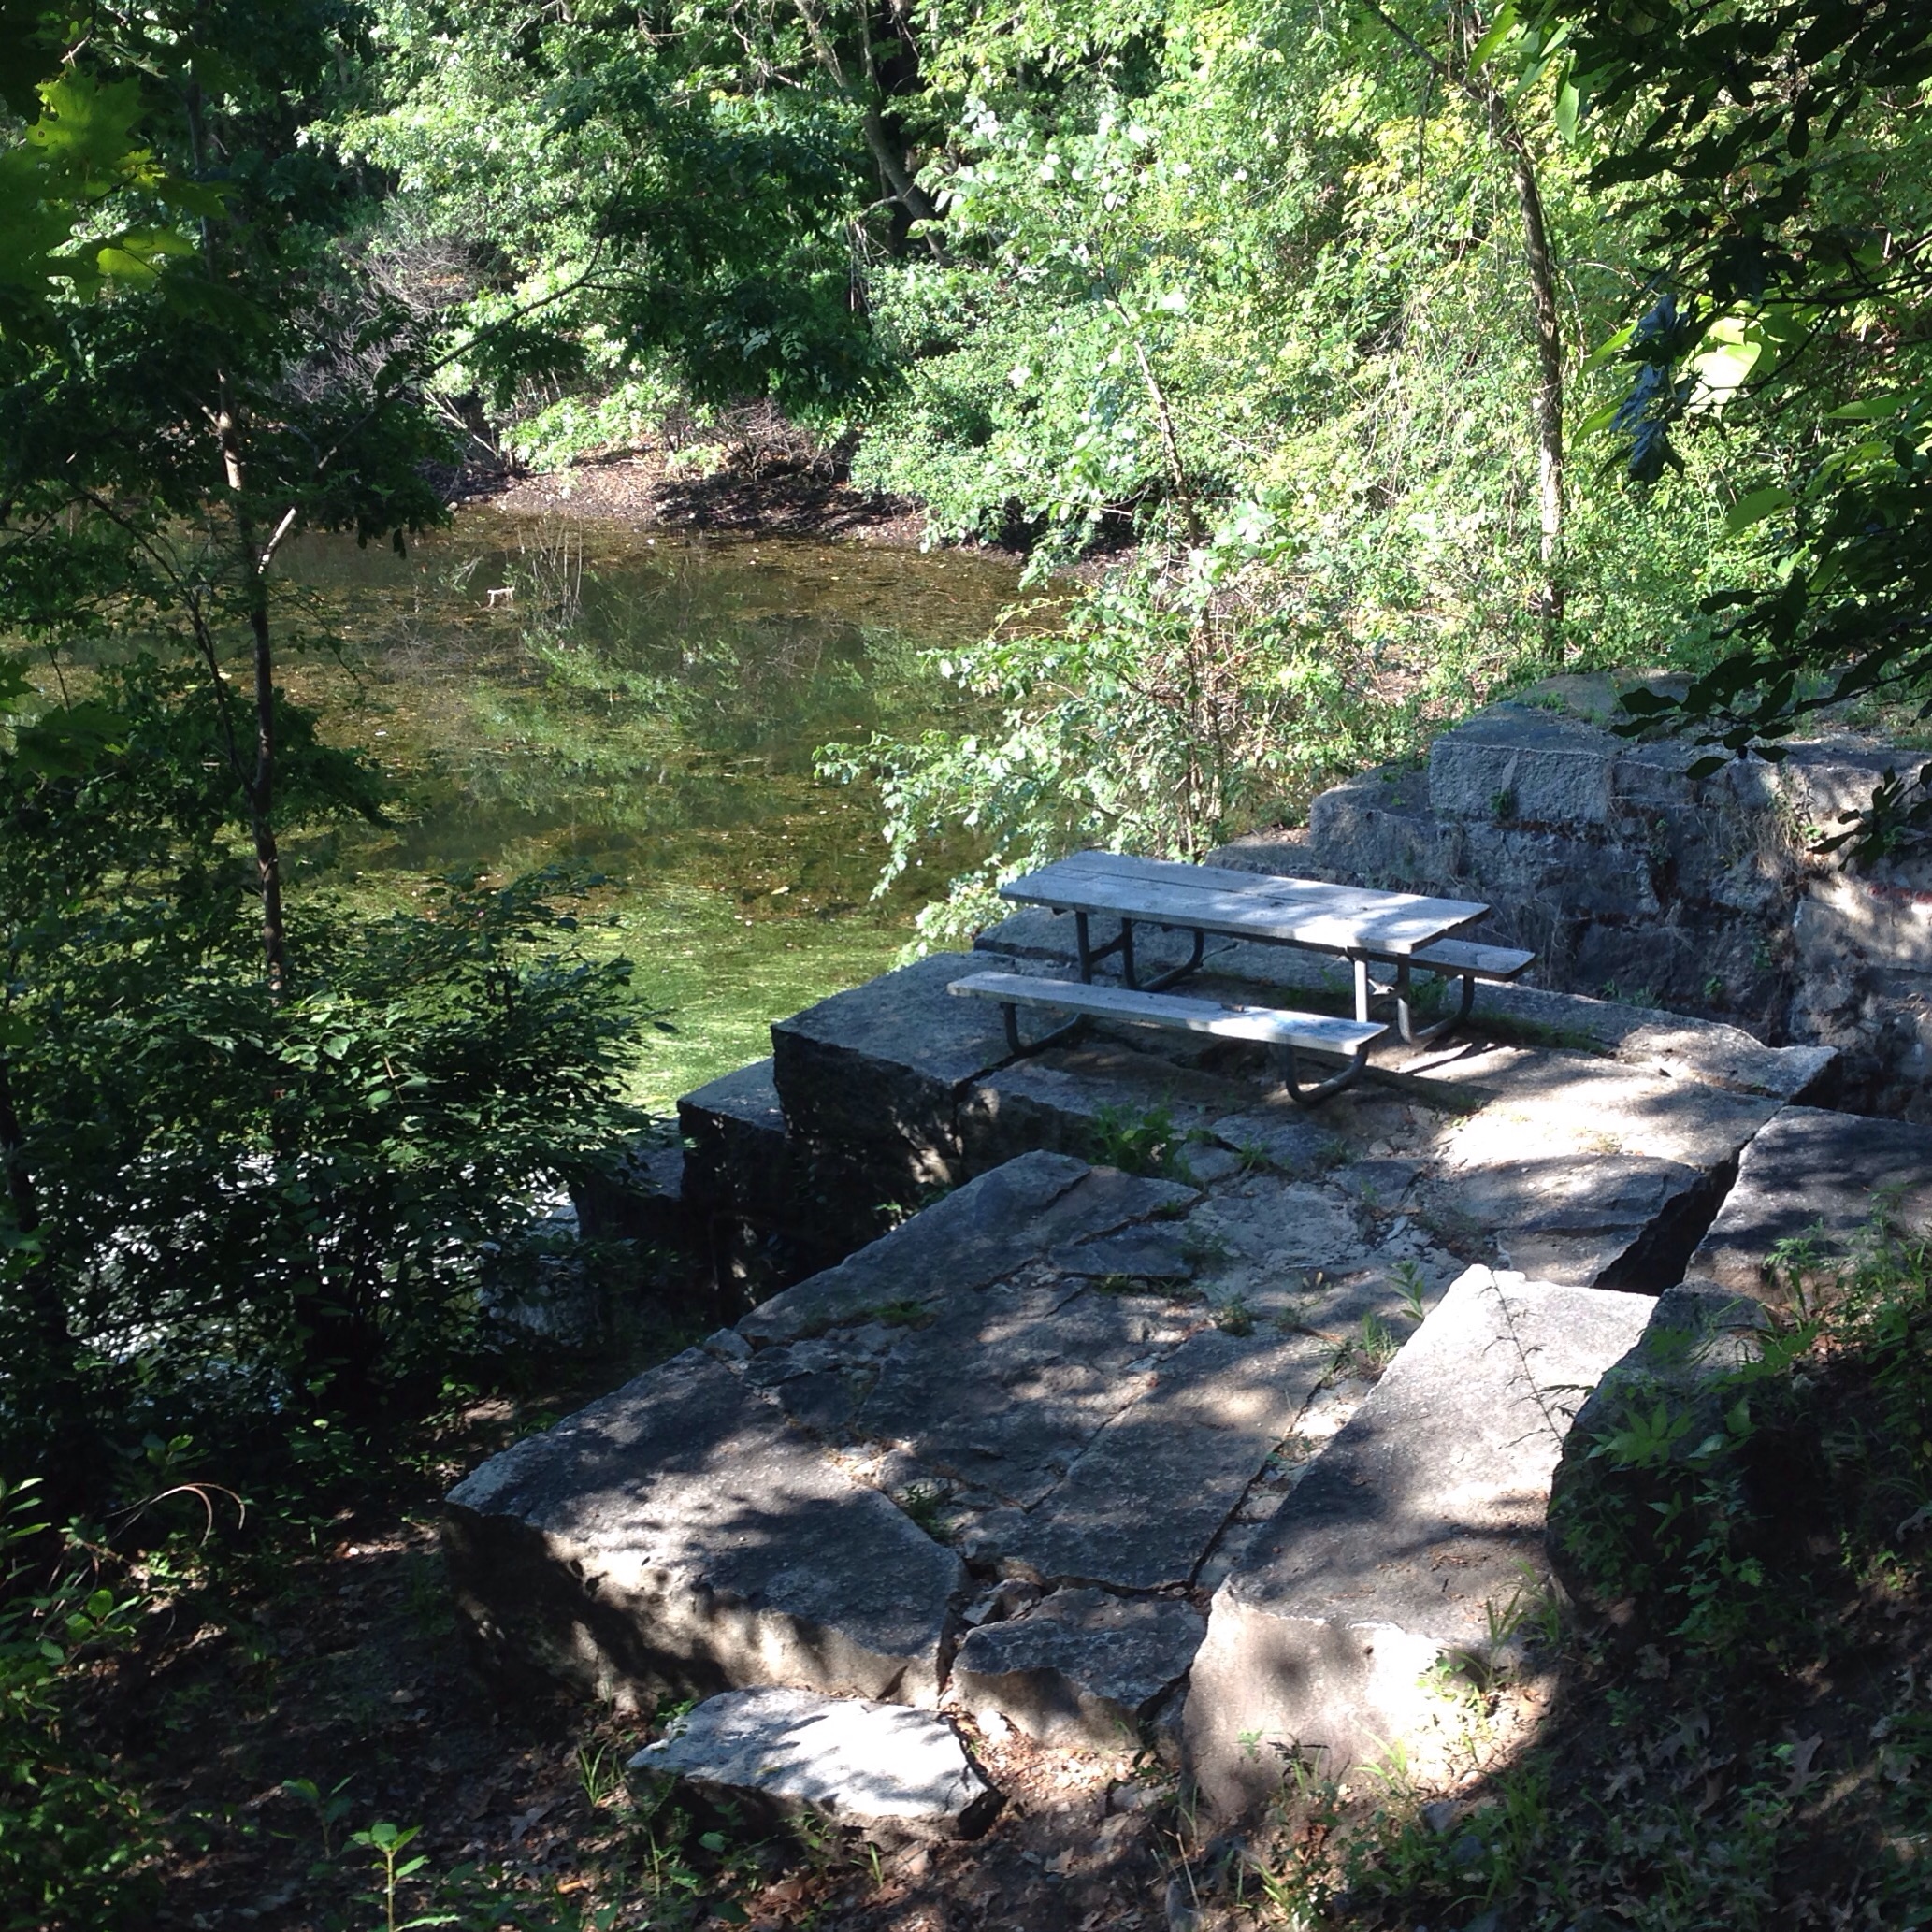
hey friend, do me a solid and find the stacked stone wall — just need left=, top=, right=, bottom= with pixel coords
left=1217, top=675, right=1932, bottom=1117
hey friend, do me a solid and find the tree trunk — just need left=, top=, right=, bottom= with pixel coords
left=212, top=380, right=289, bottom=995
left=0, top=1049, right=66, bottom=1364
left=1485, top=101, right=1567, bottom=650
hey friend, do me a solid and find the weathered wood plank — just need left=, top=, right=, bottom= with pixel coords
left=949, top=972, right=1385, bottom=1053
left=1407, top=938, right=1536, bottom=980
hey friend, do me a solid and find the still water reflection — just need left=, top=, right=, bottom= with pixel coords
left=281, top=515, right=1025, bottom=1108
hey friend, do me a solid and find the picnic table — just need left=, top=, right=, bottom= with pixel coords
left=949, top=849, right=1535, bottom=1105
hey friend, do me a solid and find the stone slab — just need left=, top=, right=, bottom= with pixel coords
left=1433, top=1151, right=1726, bottom=1292
left=951, top=1588, right=1205, bottom=1752
left=679, top=1059, right=788, bottom=1218
left=771, top=950, right=1033, bottom=1193
left=443, top=1348, right=962, bottom=1708
left=1427, top=704, right=1619, bottom=827
left=1206, top=1111, right=1344, bottom=1178
left=739, top=1152, right=1195, bottom=1346
left=1798, top=873, right=1932, bottom=973
left=630, top=1688, right=1001, bottom=1841
left=1051, top=1225, right=1196, bottom=1281
left=1685, top=1104, right=1932, bottom=1302
left=1002, top=1328, right=1323, bottom=1591
left=847, top=1275, right=1168, bottom=1507
left=1185, top=1266, right=1655, bottom=1813
left=1181, top=1174, right=1370, bottom=1316
left=568, top=1136, right=688, bottom=1247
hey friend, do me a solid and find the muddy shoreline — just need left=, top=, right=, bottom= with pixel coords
left=450, top=447, right=950, bottom=550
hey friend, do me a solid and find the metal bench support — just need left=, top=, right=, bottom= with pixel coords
left=1073, top=911, right=1204, bottom=992
left=1351, top=955, right=1478, bottom=1048
left=999, top=1001, right=1084, bottom=1058
left=1276, top=1037, right=1377, bottom=1106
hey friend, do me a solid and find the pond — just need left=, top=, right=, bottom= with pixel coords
left=280, top=515, right=1028, bottom=1110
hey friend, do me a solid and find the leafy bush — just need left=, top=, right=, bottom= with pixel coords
left=821, top=548, right=1411, bottom=944
left=0, top=1481, right=158, bottom=1931
left=1550, top=1215, right=1932, bottom=1661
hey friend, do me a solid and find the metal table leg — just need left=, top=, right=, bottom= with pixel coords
left=1278, top=1036, right=1375, bottom=1105
left=1350, top=953, right=1477, bottom=1046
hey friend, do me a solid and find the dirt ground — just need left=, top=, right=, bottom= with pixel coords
left=456, top=447, right=934, bottom=550
left=95, top=1375, right=1186, bottom=1932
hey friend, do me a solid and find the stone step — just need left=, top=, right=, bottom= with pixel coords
left=678, top=1057, right=787, bottom=1218
left=445, top=1148, right=1469, bottom=1740
left=770, top=950, right=1036, bottom=1206
left=1184, top=1264, right=1656, bottom=1815
left=443, top=1343, right=964, bottom=1709
left=1683, top=1103, right=1932, bottom=1304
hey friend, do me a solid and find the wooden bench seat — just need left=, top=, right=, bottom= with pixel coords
left=950, top=971, right=1385, bottom=1105
left=1406, top=938, right=1536, bottom=981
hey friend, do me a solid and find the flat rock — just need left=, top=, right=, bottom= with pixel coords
left=1436, top=1152, right=1726, bottom=1291
left=847, top=1276, right=1168, bottom=1507
left=1685, top=1104, right=1932, bottom=1303
left=630, top=1688, right=1001, bottom=1841
left=1207, top=1111, right=1342, bottom=1177
left=959, top=1043, right=1249, bottom=1175
left=1185, top=1266, right=1654, bottom=1814
left=1002, top=1329, right=1322, bottom=1590
left=740, top=1152, right=1195, bottom=1346
left=1182, top=1175, right=1369, bottom=1315
left=1429, top=1062, right=1780, bottom=1290
left=1051, top=1226, right=1195, bottom=1280
left=771, top=950, right=1033, bottom=1193
left=443, top=1348, right=961, bottom=1708
left=951, top=1588, right=1205, bottom=1752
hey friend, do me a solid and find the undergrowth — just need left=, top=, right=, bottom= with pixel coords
left=1229, top=1207, right=1932, bottom=1928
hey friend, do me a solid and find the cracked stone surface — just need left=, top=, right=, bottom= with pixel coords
left=1185, top=1265, right=1657, bottom=1815
left=454, top=930, right=1812, bottom=1761
left=951, top=1589, right=1205, bottom=1752
left=443, top=1348, right=962, bottom=1709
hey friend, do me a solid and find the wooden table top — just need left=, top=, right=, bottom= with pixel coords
left=999, top=850, right=1489, bottom=958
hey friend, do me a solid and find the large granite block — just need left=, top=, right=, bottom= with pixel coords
left=1797, top=873, right=1932, bottom=973
left=1685, top=1105, right=1932, bottom=1302
left=738, top=1152, right=1195, bottom=1346
left=679, top=1058, right=789, bottom=1219
left=1306, top=774, right=1458, bottom=891
left=1456, top=821, right=1661, bottom=919
left=1428, top=706, right=1618, bottom=827
left=771, top=950, right=1026, bottom=1193
left=1184, top=1266, right=1655, bottom=1813
left=443, top=1348, right=963, bottom=1709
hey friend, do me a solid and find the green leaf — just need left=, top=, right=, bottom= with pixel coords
left=1469, top=4, right=1519, bottom=72
left=1723, top=486, right=1791, bottom=536
left=1578, top=324, right=1635, bottom=381
left=1554, top=73, right=1582, bottom=139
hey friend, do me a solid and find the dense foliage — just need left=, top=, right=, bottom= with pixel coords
left=3, top=0, right=1930, bottom=1921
